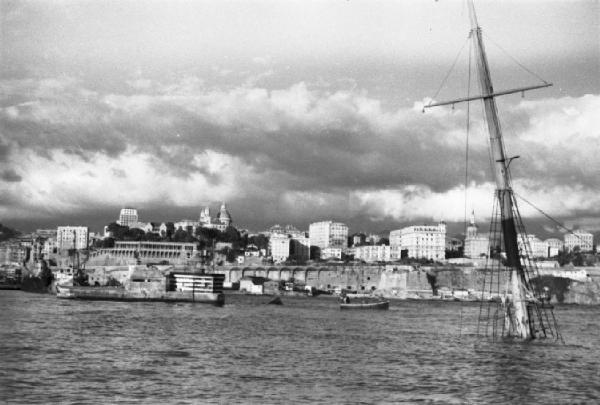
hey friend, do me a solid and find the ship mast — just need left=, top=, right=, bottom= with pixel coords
left=425, top=1, right=553, bottom=339
left=469, top=0, right=530, bottom=339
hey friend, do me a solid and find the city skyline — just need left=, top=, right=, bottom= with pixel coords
left=2, top=0, right=599, bottom=235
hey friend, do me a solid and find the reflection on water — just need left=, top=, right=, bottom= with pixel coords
left=1, top=291, right=599, bottom=403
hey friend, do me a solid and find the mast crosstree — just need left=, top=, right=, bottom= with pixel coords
left=425, top=1, right=561, bottom=341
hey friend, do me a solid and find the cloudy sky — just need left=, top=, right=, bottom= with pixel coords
left=1, top=0, right=599, bottom=236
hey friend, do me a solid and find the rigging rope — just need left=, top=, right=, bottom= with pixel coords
left=482, top=32, right=549, bottom=85
left=430, top=37, right=470, bottom=103
left=514, top=192, right=587, bottom=242
left=464, top=40, right=472, bottom=236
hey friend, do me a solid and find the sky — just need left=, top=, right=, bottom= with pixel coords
left=1, top=0, right=599, bottom=237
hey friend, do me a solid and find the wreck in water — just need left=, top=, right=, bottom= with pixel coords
left=425, top=1, right=561, bottom=341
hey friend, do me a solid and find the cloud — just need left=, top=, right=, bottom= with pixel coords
left=1, top=76, right=598, bottom=229
left=1, top=168, right=22, bottom=182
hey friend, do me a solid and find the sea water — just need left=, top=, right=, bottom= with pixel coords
left=1, top=291, right=598, bottom=404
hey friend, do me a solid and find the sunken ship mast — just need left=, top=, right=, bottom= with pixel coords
left=425, top=1, right=552, bottom=340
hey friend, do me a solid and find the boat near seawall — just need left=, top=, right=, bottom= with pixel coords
left=57, top=269, right=225, bottom=306
left=340, top=300, right=390, bottom=310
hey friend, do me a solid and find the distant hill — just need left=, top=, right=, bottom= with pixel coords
left=0, top=224, right=20, bottom=242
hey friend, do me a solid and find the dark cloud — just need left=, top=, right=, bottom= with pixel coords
left=1, top=168, right=21, bottom=182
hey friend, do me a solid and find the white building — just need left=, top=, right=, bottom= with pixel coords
left=321, top=247, right=343, bottom=260
left=518, top=234, right=549, bottom=259
left=389, top=221, right=446, bottom=261
left=269, top=234, right=290, bottom=263
left=463, top=212, right=490, bottom=259
left=117, top=208, right=139, bottom=226
left=309, top=221, right=348, bottom=260
left=564, top=231, right=594, bottom=252
left=545, top=238, right=564, bottom=257
left=354, top=245, right=391, bottom=262
left=56, top=226, right=89, bottom=250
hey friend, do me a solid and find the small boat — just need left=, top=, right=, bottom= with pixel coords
left=340, top=301, right=389, bottom=310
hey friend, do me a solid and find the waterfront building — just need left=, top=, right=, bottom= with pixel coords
left=389, top=221, right=446, bottom=261
left=199, top=203, right=232, bottom=232
left=117, top=208, right=139, bottom=226
left=545, top=238, right=564, bottom=257
left=309, top=221, right=348, bottom=260
left=56, top=226, right=89, bottom=250
left=564, top=231, right=594, bottom=252
left=354, top=245, right=391, bottom=262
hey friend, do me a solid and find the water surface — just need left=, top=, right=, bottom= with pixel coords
left=1, top=291, right=598, bottom=403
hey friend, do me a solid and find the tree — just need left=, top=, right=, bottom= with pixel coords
left=249, top=234, right=269, bottom=251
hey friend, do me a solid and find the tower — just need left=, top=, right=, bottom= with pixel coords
left=217, top=203, right=232, bottom=226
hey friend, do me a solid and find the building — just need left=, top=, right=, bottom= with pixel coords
left=389, top=221, right=446, bottom=261
left=463, top=212, right=490, bottom=259
left=56, top=226, right=89, bottom=250
left=174, top=220, right=200, bottom=234
left=269, top=234, right=290, bottom=263
left=117, top=208, right=139, bottom=226
left=35, top=229, right=57, bottom=239
left=199, top=203, right=232, bottom=232
left=518, top=234, right=549, bottom=259
left=354, top=245, right=391, bottom=262
left=564, top=231, right=594, bottom=252
left=267, top=224, right=306, bottom=239
left=309, top=221, right=348, bottom=260
left=89, top=241, right=197, bottom=262
left=545, top=238, right=564, bottom=257
left=351, top=233, right=366, bottom=247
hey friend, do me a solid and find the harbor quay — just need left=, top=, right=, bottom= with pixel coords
left=77, top=263, right=600, bottom=305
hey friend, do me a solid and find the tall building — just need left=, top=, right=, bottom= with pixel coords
left=269, top=234, right=290, bottom=263
left=564, top=231, right=594, bottom=252
left=56, top=226, right=89, bottom=250
left=390, top=221, right=446, bottom=261
left=463, top=212, right=490, bottom=259
left=117, top=208, right=139, bottom=226
left=309, top=221, right=348, bottom=260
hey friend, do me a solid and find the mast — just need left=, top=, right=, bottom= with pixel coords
left=468, top=0, right=531, bottom=339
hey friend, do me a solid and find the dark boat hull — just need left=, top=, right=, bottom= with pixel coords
left=340, top=301, right=389, bottom=310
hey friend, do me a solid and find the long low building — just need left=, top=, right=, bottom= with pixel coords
left=89, top=241, right=198, bottom=263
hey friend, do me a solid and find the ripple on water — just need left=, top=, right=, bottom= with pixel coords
left=1, top=292, right=599, bottom=403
